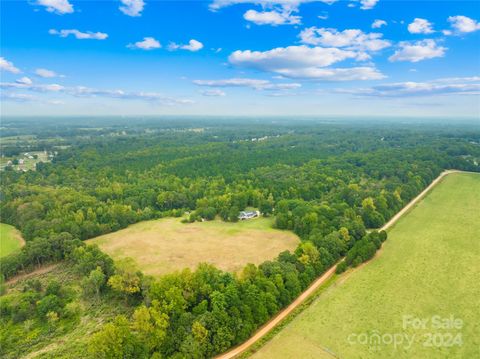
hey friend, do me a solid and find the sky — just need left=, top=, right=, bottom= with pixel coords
left=1, top=0, right=479, bottom=117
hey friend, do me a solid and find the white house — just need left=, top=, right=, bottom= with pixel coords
left=238, top=210, right=260, bottom=220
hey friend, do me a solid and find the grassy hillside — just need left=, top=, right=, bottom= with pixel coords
left=0, top=223, right=24, bottom=257
left=251, top=173, right=480, bottom=359
left=88, top=217, right=299, bottom=276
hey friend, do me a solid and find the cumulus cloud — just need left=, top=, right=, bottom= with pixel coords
left=338, top=77, right=480, bottom=97
left=36, top=0, right=74, bottom=14
left=243, top=9, right=301, bottom=25
left=389, top=39, right=446, bottom=63
left=16, top=77, right=33, bottom=85
left=193, top=78, right=302, bottom=90
left=127, top=37, right=161, bottom=50
left=408, top=18, right=434, bottom=34
left=119, top=0, right=145, bottom=17
left=230, top=45, right=358, bottom=70
left=229, top=45, right=385, bottom=81
left=49, top=29, right=108, bottom=40
left=35, top=68, right=61, bottom=78
left=200, top=89, right=227, bottom=96
left=299, top=27, right=391, bottom=53
left=359, top=0, right=378, bottom=10
left=447, top=15, right=480, bottom=33
left=168, top=39, right=204, bottom=52
left=371, top=19, right=387, bottom=29
left=0, top=57, right=21, bottom=73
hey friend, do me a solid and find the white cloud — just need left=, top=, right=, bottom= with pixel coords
left=194, top=78, right=302, bottom=90
left=229, top=45, right=385, bottom=81
left=432, top=76, right=480, bottom=83
left=408, top=18, right=434, bottom=34
left=243, top=9, right=301, bottom=25
left=16, top=77, right=33, bottom=85
left=127, top=37, right=161, bottom=50
left=49, top=29, right=108, bottom=40
left=42, top=84, right=65, bottom=92
left=339, top=77, right=480, bottom=97
left=119, top=0, right=145, bottom=17
left=447, top=15, right=480, bottom=33
left=0, top=57, right=21, bottom=73
left=69, top=87, right=193, bottom=105
left=318, top=12, right=328, bottom=20
left=275, top=66, right=385, bottom=80
left=371, top=19, right=387, bottom=29
left=36, top=0, right=73, bottom=14
left=200, top=89, right=227, bottom=96
left=168, top=39, right=204, bottom=52
left=1, top=92, right=37, bottom=102
left=389, top=39, right=446, bottom=63
left=35, top=68, right=61, bottom=78
left=183, top=40, right=204, bottom=51
left=1, top=80, right=193, bottom=106
left=48, top=100, right=65, bottom=105
left=299, top=27, right=391, bottom=53
left=1, top=81, right=64, bottom=92
left=210, top=0, right=336, bottom=11
left=230, top=45, right=359, bottom=70
left=359, top=0, right=378, bottom=10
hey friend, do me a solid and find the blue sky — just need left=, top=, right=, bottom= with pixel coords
left=1, top=0, right=479, bottom=117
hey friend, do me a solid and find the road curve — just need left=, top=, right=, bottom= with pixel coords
left=215, top=170, right=458, bottom=359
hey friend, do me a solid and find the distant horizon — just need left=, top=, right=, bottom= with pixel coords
left=1, top=114, right=479, bottom=125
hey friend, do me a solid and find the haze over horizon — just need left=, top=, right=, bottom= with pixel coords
left=1, top=0, right=479, bottom=117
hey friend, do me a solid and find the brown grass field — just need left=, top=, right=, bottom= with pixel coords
left=88, top=217, right=299, bottom=276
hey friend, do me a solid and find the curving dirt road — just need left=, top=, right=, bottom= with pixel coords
left=215, top=170, right=458, bottom=359
left=6, top=263, right=58, bottom=286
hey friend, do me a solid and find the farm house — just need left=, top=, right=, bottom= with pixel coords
left=238, top=210, right=260, bottom=220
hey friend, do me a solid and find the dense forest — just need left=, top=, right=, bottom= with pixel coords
left=1, top=118, right=479, bottom=358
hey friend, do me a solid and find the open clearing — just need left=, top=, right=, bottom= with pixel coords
left=88, top=217, right=299, bottom=276
left=251, top=172, right=480, bottom=359
left=0, top=223, right=25, bottom=257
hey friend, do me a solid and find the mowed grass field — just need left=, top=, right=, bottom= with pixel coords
left=88, top=217, right=299, bottom=276
left=251, top=172, right=480, bottom=359
left=0, top=223, right=25, bottom=257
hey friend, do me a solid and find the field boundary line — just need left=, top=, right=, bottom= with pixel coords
left=215, top=169, right=468, bottom=359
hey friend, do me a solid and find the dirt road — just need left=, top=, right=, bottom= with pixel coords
left=215, top=170, right=457, bottom=359
left=380, top=170, right=457, bottom=231
left=6, top=263, right=58, bottom=286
